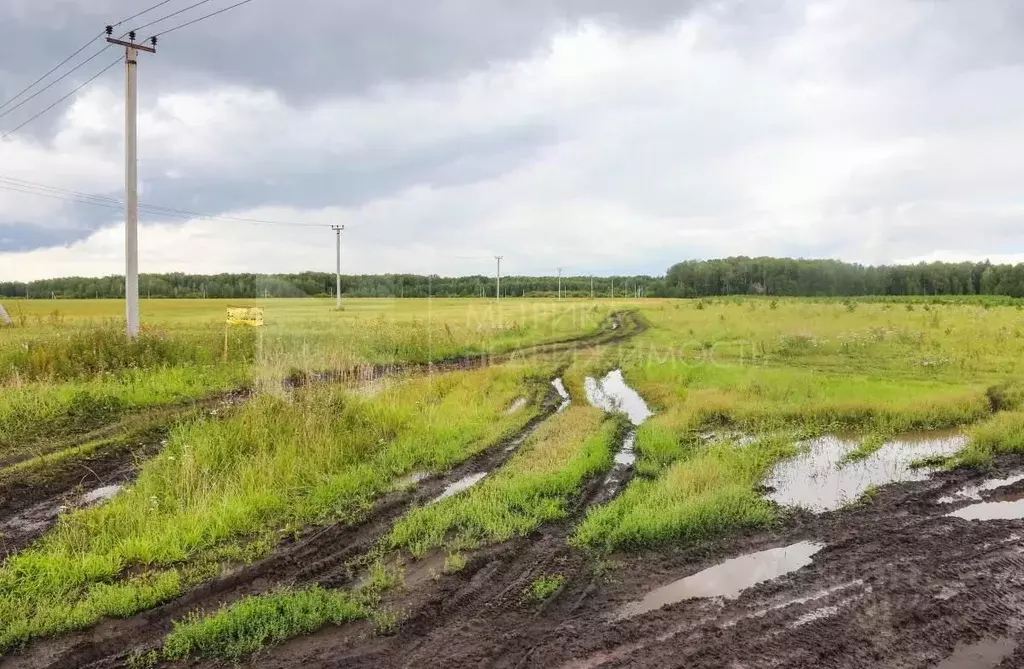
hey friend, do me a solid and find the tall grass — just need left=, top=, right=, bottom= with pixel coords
left=162, top=587, right=366, bottom=662
left=387, top=405, right=619, bottom=556
left=0, top=364, right=548, bottom=652
left=572, top=437, right=800, bottom=552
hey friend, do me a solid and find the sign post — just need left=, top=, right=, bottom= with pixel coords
left=224, top=306, right=265, bottom=362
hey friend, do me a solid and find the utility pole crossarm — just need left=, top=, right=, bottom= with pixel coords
left=106, top=37, right=156, bottom=53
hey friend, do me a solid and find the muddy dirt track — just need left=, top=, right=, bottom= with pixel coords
left=9, top=452, right=1024, bottom=668
left=11, top=313, right=1024, bottom=668
left=189, top=454, right=1024, bottom=669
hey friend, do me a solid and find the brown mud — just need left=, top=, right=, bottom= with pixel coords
left=186, top=453, right=1024, bottom=669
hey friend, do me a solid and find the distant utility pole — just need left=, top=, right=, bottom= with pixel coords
left=495, top=256, right=503, bottom=301
left=590, top=276, right=594, bottom=299
left=332, top=225, right=345, bottom=308
left=557, top=267, right=563, bottom=300
left=106, top=27, right=156, bottom=337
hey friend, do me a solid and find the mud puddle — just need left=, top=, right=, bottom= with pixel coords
left=935, top=638, right=1017, bottom=668
left=430, top=472, right=487, bottom=504
left=552, top=378, right=571, bottom=412
left=939, top=473, right=1024, bottom=504
left=1, top=482, right=127, bottom=557
left=614, top=541, right=824, bottom=620
left=947, top=498, right=1024, bottom=521
left=583, top=369, right=654, bottom=501
left=765, top=431, right=967, bottom=512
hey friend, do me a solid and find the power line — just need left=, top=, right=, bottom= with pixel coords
left=0, top=175, right=329, bottom=228
left=0, top=34, right=103, bottom=114
left=0, top=57, right=121, bottom=140
left=150, top=0, right=257, bottom=37
left=114, top=0, right=182, bottom=28
left=130, top=0, right=219, bottom=33
left=0, top=0, right=184, bottom=115
left=0, top=46, right=113, bottom=122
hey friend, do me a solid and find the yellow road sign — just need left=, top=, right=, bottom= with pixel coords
left=226, top=306, right=264, bottom=327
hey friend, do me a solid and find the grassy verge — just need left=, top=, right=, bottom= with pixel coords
left=953, top=411, right=1024, bottom=467
left=386, top=404, right=619, bottom=556
left=0, top=364, right=550, bottom=653
left=161, top=587, right=367, bottom=662
left=148, top=402, right=617, bottom=662
left=0, top=365, right=248, bottom=458
left=571, top=436, right=799, bottom=552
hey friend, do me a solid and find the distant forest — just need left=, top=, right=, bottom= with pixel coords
left=4, top=257, right=1024, bottom=299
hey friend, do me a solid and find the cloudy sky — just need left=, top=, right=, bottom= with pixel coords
left=1, top=0, right=1024, bottom=281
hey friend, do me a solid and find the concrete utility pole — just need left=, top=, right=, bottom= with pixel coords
left=557, top=267, right=563, bottom=300
left=495, top=256, right=503, bottom=301
left=106, top=27, right=155, bottom=337
left=332, top=225, right=345, bottom=308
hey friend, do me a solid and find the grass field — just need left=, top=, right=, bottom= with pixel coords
left=4, top=295, right=1024, bottom=661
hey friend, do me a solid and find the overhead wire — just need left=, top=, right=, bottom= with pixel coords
left=0, top=57, right=122, bottom=140
left=0, top=175, right=329, bottom=228
left=0, top=46, right=114, bottom=122
left=148, top=0, right=257, bottom=37
left=0, top=0, right=187, bottom=115
left=0, top=34, right=104, bottom=114
left=129, top=0, right=219, bottom=34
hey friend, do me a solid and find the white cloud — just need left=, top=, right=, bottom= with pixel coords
left=5, top=0, right=1024, bottom=278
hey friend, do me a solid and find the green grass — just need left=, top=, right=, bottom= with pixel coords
left=572, top=436, right=801, bottom=552
left=162, top=587, right=367, bottom=662
left=0, top=363, right=550, bottom=652
left=525, top=574, right=565, bottom=602
left=386, top=404, right=619, bottom=557
left=953, top=411, right=1024, bottom=467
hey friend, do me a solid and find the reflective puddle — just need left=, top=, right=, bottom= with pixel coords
left=552, top=378, right=571, bottom=412
left=938, top=473, right=1024, bottom=504
left=583, top=369, right=654, bottom=500
left=948, top=499, right=1024, bottom=521
left=583, top=369, right=652, bottom=426
left=430, top=472, right=487, bottom=504
left=765, top=432, right=967, bottom=512
left=506, top=397, right=528, bottom=415
left=613, top=541, right=824, bottom=620
left=935, top=638, right=1017, bottom=669
left=81, top=484, right=122, bottom=506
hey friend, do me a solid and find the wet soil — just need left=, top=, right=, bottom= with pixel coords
left=188, top=453, right=1024, bottom=669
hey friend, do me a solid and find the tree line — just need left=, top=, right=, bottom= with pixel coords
left=663, top=257, right=1024, bottom=297
left=0, top=272, right=657, bottom=300
left=6, top=257, right=1024, bottom=300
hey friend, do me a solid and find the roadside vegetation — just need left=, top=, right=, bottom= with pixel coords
left=9, top=295, right=1024, bottom=660
left=0, top=363, right=551, bottom=651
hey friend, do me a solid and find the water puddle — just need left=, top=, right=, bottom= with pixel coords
left=552, top=378, right=571, bottom=412
left=583, top=369, right=654, bottom=502
left=613, top=541, right=824, bottom=620
left=948, top=499, right=1024, bottom=521
left=506, top=398, right=528, bottom=415
left=583, top=369, right=652, bottom=426
left=938, top=473, right=1024, bottom=504
left=81, top=484, right=122, bottom=506
left=935, top=638, right=1017, bottom=669
left=765, top=431, right=967, bottom=512
left=430, top=472, right=487, bottom=504
left=393, top=471, right=429, bottom=490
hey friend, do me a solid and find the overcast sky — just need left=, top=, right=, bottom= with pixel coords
left=2, top=0, right=1024, bottom=281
